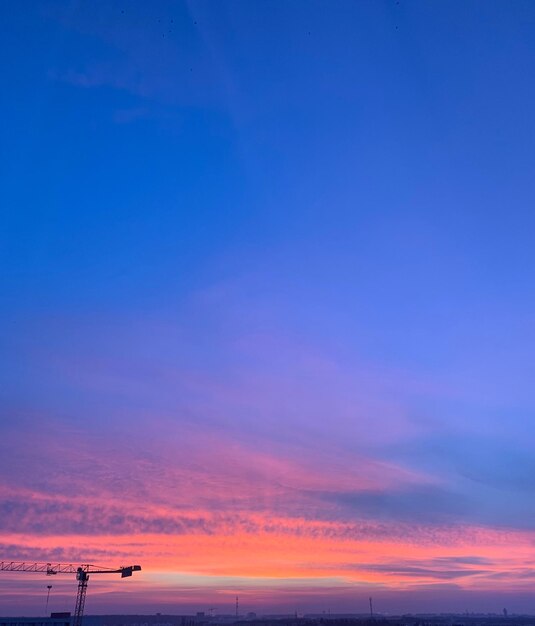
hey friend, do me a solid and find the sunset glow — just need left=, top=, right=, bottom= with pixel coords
left=3, top=0, right=535, bottom=616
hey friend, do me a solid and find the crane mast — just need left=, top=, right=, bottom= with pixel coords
left=0, top=561, right=141, bottom=626
left=74, top=568, right=89, bottom=626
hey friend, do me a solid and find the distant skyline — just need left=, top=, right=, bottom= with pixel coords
left=3, top=0, right=535, bottom=616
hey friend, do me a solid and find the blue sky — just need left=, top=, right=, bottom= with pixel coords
left=2, top=0, right=535, bottom=615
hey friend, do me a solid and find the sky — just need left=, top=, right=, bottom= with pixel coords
left=2, top=0, right=535, bottom=616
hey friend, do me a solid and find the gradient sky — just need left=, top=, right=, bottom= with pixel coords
left=3, top=0, right=535, bottom=617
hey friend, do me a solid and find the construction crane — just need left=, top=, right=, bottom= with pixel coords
left=0, top=561, right=141, bottom=626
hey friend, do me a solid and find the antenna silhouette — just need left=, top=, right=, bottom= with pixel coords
left=369, top=597, right=373, bottom=619
left=236, top=596, right=239, bottom=618
left=46, top=585, right=52, bottom=615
